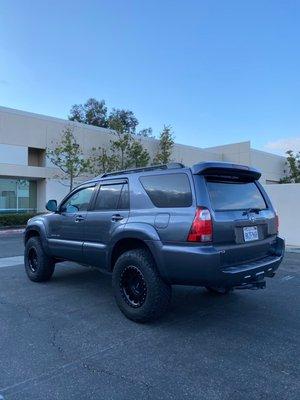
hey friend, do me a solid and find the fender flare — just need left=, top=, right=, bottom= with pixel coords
left=24, top=221, right=50, bottom=255
left=108, top=223, right=166, bottom=276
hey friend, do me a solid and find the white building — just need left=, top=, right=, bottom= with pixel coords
left=0, top=106, right=286, bottom=214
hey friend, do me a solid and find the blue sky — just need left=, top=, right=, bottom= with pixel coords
left=0, top=0, right=299, bottom=154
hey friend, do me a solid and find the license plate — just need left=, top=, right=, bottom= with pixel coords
left=243, top=226, right=258, bottom=242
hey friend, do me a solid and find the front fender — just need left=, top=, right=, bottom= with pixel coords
left=25, top=219, right=50, bottom=255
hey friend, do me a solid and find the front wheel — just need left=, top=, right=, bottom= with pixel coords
left=112, top=248, right=171, bottom=323
left=25, top=237, right=55, bottom=282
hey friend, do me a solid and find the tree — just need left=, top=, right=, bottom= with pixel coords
left=137, top=127, right=154, bottom=138
left=153, top=125, right=174, bottom=165
left=110, top=132, right=133, bottom=170
left=108, top=108, right=138, bottom=135
left=68, top=98, right=108, bottom=127
left=126, top=139, right=150, bottom=168
left=89, top=147, right=119, bottom=175
left=47, top=126, right=90, bottom=191
left=280, top=150, right=300, bottom=183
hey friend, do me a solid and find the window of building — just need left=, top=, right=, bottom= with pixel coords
left=0, top=178, right=37, bottom=213
left=140, top=174, right=192, bottom=208
left=28, top=148, right=46, bottom=167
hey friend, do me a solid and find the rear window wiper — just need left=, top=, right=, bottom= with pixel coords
left=242, top=208, right=262, bottom=215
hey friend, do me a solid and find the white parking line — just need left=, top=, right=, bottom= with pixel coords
left=0, top=256, right=23, bottom=268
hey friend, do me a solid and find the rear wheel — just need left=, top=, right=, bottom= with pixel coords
left=112, top=248, right=171, bottom=323
left=25, top=237, right=55, bottom=282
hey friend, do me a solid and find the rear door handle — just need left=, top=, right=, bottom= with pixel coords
left=75, top=215, right=85, bottom=223
left=111, top=214, right=124, bottom=222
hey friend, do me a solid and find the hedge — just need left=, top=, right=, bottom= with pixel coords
left=0, top=213, right=38, bottom=228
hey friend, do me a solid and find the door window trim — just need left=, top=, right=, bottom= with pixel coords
left=59, top=183, right=97, bottom=213
left=90, top=179, right=129, bottom=211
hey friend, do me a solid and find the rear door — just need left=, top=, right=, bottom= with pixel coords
left=83, top=180, right=130, bottom=268
left=196, top=173, right=278, bottom=265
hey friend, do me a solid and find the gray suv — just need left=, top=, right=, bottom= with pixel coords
left=24, top=162, right=284, bottom=322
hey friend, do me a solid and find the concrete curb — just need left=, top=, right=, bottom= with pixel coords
left=0, top=228, right=25, bottom=236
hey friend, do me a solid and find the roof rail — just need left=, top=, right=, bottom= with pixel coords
left=100, top=163, right=185, bottom=178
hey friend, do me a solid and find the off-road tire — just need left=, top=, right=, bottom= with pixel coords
left=112, top=248, right=171, bottom=323
left=25, top=237, right=55, bottom=282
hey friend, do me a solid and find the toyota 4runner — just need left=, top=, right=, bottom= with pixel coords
left=24, top=162, right=285, bottom=322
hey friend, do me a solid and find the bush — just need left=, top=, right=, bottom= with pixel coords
left=0, top=213, right=38, bottom=228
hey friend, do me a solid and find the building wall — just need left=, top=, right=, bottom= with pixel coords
left=206, top=141, right=286, bottom=183
left=251, top=149, right=286, bottom=183
left=264, top=183, right=300, bottom=246
left=0, top=106, right=286, bottom=213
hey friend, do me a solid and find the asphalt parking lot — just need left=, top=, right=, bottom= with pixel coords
left=0, top=233, right=299, bottom=400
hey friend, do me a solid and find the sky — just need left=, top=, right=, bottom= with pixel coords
left=0, top=0, right=299, bottom=155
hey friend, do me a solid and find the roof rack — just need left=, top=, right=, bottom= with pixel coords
left=101, top=163, right=185, bottom=178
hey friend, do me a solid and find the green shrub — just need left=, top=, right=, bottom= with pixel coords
left=0, top=213, right=38, bottom=228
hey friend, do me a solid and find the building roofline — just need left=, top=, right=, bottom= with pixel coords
left=0, top=105, right=286, bottom=159
left=0, top=105, right=111, bottom=134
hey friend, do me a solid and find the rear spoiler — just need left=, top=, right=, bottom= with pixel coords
left=191, top=162, right=261, bottom=181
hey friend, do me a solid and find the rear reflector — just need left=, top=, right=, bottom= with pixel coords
left=187, top=207, right=213, bottom=242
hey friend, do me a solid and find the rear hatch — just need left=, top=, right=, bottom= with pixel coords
left=193, top=163, right=278, bottom=266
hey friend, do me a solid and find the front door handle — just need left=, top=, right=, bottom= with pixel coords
left=75, top=215, right=85, bottom=223
left=111, top=214, right=124, bottom=222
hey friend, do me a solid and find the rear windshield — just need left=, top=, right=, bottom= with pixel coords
left=206, top=180, right=267, bottom=211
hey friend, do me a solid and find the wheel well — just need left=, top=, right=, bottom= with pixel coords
left=111, top=238, right=152, bottom=271
left=25, top=229, right=40, bottom=243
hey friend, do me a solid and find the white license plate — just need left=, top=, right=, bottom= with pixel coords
left=243, top=226, right=258, bottom=242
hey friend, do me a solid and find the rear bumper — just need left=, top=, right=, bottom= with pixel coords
left=148, top=237, right=285, bottom=287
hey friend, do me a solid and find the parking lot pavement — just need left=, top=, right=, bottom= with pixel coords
left=0, top=232, right=24, bottom=258
left=0, top=236, right=299, bottom=400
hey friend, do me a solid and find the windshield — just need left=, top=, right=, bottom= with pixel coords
left=206, top=179, right=267, bottom=211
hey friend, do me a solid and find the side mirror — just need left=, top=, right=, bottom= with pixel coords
left=46, top=199, right=58, bottom=212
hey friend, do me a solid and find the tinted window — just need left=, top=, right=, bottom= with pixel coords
left=140, top=174, right=192, bottom=208
left=61, top=186, right=94, bottom=213
left=94, top=184, right=124, bottom=210
left=206, top=180, right=267, bottom=211
left=118, top=184, right=130, bottom=210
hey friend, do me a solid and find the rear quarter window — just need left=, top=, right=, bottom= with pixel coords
left=140, top=173, right=192, bottom=208
left=206, top=180, right=267, bottom=211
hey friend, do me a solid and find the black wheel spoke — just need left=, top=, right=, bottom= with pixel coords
left=120, top=265, right=147, bottom=308
left=28, top=248, right=38, bottom=273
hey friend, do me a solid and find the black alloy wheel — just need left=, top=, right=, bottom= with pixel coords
left=120, top=265, right=147, bottom=308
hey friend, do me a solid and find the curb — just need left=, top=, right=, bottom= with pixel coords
left=0, top=228, right=25, bottom=236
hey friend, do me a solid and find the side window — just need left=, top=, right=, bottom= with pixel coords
left=140, top=173, right=192, bottom=208
left=94, top=183, right=123, bottom=210
left=118, top=183, right=129, bottom=210
left=61, top=186, right=94, bottom=213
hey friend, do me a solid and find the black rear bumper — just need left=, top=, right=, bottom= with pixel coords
left=149, top=236, right=285, bottom=287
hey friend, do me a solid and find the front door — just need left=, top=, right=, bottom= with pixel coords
left=83, top=180, right=130, bottom=268
left=48, top=185, right=95, bottom=262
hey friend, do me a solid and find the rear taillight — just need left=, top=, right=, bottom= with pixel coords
left=275, top=214, right=279, bottom=234
left=187, top=207, right=213, bottom=242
